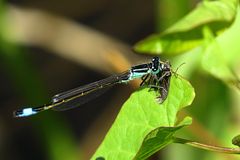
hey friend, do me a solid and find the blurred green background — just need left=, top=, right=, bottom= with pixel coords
left=0, top=0, right=240, bottom=160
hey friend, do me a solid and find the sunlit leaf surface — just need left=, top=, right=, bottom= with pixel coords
left=92, top=76, right=195, bottom=160
left=134, top=0, right=238, bottom=55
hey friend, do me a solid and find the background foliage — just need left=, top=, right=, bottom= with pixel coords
left=0, top=0, right=240, bottom=160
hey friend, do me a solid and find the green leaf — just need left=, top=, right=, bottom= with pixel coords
left=134, top=117, right=192, bottom=160
left=134, top=0, right=238, bottom=55
left=91, top=76, right=195, bottom=160
left=201, top=6, right=240, bottom=89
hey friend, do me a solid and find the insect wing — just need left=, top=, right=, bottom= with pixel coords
left=158, top=73, right=171, bottom=103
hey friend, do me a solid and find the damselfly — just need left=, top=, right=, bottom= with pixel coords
left=13, top=57, right=171, bottom=118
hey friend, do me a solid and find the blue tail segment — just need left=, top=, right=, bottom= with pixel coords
left=13, top=108, right=37, bottom=117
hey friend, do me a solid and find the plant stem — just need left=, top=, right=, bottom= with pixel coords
left=173, top=137, right=240, bottom=154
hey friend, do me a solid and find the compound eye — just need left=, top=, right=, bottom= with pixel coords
left=151, top=57, right=160, bottom=73
left=152, top=57, right=159, bottom=63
